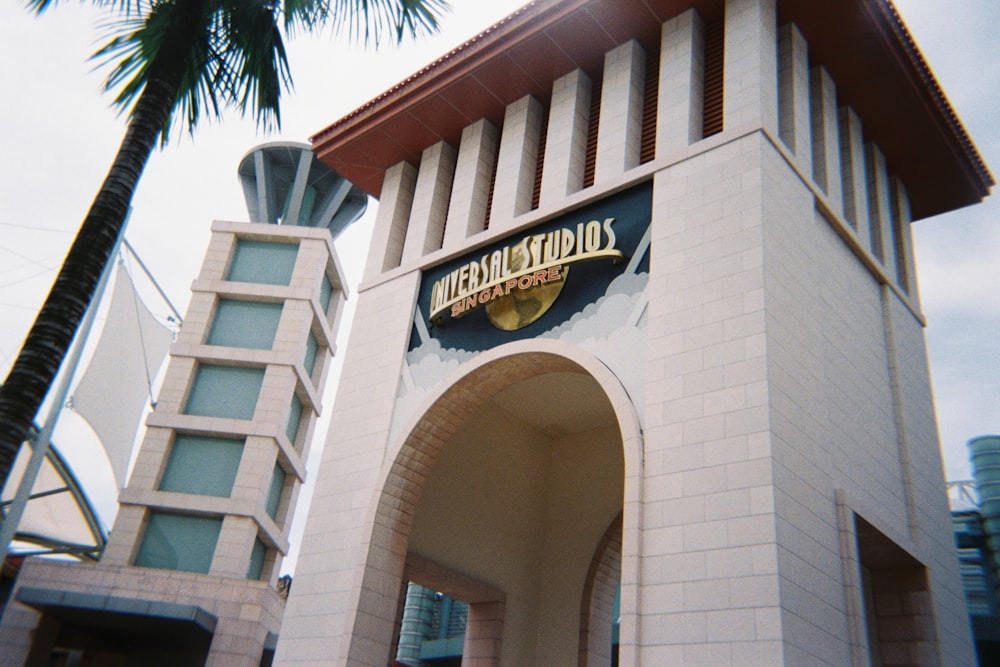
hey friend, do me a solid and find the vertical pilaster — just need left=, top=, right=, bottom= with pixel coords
left=489, top=95, right=544, bottom=230
left=596, top=40, right=646, bottom=183
left=462, top=601, right=505, bottom=667
left=777, top=23, right=811, bottom=174
left=540, top=69, right=592, bottom=205
left=810, top=66, right=843, bottom=216
left=444, top=120, right=498, bottom=249
left=100, top=504, right=145, bottom=565
left=211, top=515, right=258, bottom=578
left=723, top=0, right=779, bottom=135
left=866, top=144, right=897, bottom=279
left=838, top=106, right=870, bottom=243
left=892, top=178, right=918, bottom=296
left=657, top=9, right=705, bottom=155
left=364, top=161, right=417, bottom=280
left=401, top=141, right=457, bottom=264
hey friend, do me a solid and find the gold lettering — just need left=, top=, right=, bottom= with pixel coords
left=429, top=211, right=623, bottom=323
left=561, top=228, right=575, bottom=259
left=544, top=231, right=561, bottom=262
left=489, top=250, right=504, bottom=282
left=458, top=264, right=470, bottom=294
left=602, top=217, right=616, bottom=251
left=585, top=220, right=601, bottom=252
left=448, top=268, right=461, bottom=300
left=468, top=260, right=480, bottom=292
left=528, top=234, right=545, bottom=268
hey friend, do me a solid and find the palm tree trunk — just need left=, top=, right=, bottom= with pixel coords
left=0, top=70, right=182, bottom=491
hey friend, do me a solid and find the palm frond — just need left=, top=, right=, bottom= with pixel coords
left=29, top=0, right=151, bottom=18
left=92, top=1, right=217, bottom=142
left=83, top=0, right=450, bottom=140
left=327, top=0, right=448, bottom=46
left=219, top=0, right=293, bottom=130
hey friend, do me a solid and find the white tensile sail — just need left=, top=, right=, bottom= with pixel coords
left=72, top=266, right=173, bottom=489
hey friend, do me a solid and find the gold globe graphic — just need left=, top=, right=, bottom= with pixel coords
left=485, top=245, right=568, bottom=331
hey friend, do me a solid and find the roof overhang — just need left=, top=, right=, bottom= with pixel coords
left=311, top=0, right=992, bottom=220
left=18, top=587, right=216, bottom=653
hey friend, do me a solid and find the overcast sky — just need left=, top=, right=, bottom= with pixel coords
left=0, top=1, right=996, bottom=565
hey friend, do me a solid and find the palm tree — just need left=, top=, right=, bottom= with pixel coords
left=0, top=0, right=448, bottom=490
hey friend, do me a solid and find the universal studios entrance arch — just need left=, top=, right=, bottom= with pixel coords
left=279, top=0, right=992, bottom=664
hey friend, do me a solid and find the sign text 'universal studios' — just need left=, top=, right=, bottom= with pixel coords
left=429, top=218, right=623, bottom=321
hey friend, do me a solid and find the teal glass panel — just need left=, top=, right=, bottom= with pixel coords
left=227, top=240, right=298, bottom=285
left=286, top=394, right=303, bottom=444
left=159, top=434, right=244, bottom=497
left=266, top=464, right=286, bottom=520
left=247, top=538, right=267, bottom=580
left=135, top=512, right=222, bottom=574
left=304, top=330, right=319, bottom=378
left=207, top=299, right=282, bottom=350
left=185, top=365, right=264, bottom=420
left=319, top=274, right=333, bottom=315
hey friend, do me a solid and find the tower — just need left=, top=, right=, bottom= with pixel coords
left=276, top=1, right=992, bottom=665
left=0, top=143, right=366, bottom=665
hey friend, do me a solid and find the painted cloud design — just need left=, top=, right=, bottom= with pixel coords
left=391, top=271, right=649, bottom=439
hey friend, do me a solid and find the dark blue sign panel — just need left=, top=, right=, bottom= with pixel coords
left=411, top=181, right=652, bottom=353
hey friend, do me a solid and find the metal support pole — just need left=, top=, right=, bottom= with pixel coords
left=0, top=214, right=130, bottom=558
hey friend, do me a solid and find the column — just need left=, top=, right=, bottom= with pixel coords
left=540, top=69, right=592, bottom=205
left=364, top=161, right=417, bottom=280
left=838, top=106, right=870, bottom=241
left=596, top=40, right=646, bottom=183
left=443, top=120, right=499, bottom=249
left=489, top=95, right=544, bottom=230
left=401, top=141, right=457, bottom=264
left=809, top=66, right=843, bottom=216
left=657, top=9, right=706, bottom=155
left=723, top=0, right=779, bottom=135
left=777, top=23, right=811, bottom=174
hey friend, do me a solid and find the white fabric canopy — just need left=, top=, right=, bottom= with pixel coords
left=1, top=441, right=104, bottom=554
left=72, top=267, right=173, bottom=489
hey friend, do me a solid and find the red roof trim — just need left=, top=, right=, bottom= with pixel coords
left=311, top=0, right=992, bottom=219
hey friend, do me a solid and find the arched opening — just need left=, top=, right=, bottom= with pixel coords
left=345, top=345, right=641, bottom=667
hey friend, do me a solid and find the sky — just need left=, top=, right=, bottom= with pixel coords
left=0, top=0, right=997, bottom=568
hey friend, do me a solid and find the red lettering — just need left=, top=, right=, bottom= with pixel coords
left=518, top=275, right=533, bottom=290
left=478, top=290, right=491, bottom=305
left=532, top=270, right=548, bottom=286
left=548, top=265, right=562, bottom=281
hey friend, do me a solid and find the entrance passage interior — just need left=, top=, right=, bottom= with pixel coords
left=855, top=516, right=942, bottom=666
left=394, top=367, right=625, bottom=667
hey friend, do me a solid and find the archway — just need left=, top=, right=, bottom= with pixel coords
left=344, top=342, right=643, bottom=667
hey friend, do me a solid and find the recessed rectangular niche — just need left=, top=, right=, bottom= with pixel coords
left=159, top=434, right=244, bottom=497
left=227, top=239, right=298, bottom=285
left=207, top=299, right=282, bottom=350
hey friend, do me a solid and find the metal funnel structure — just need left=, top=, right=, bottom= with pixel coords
left=238, top=141, right=368, bottom=236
